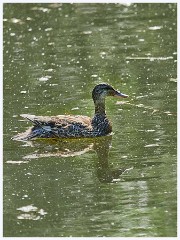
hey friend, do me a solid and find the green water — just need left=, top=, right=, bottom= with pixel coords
left=3, top=3, right=177, bottom=237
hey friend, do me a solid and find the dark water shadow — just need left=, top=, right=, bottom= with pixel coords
left=12, top=136, right=130, bottom=183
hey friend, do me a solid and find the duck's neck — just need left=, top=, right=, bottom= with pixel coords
left=94, top=99, right=106, bottom=116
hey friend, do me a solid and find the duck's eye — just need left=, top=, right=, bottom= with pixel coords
left=100, top=89, right=108, bottom=96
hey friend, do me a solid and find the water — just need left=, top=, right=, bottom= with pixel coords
left=3, top=3, right=177, bottom=237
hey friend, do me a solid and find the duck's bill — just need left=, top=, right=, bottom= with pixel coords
left=114, top=91, right=128, bottom=98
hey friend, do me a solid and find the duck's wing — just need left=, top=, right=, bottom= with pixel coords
left=20, top=114, right=92, bottom=127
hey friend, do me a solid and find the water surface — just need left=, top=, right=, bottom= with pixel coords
left=3, top=3, right=177, bottom=237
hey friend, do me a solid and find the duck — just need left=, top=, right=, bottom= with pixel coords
left=12, top=83, right=128, bottom=141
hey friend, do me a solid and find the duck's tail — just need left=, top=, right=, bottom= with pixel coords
left=12, top=114, right=59, bottom=141
left=11, top=127, right=40, bottom=141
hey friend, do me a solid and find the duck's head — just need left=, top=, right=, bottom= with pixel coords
left=92, top=83, right=128, bottom=103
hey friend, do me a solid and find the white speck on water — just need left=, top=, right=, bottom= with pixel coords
left=11, top=18, right=23, bottom=24
left=83, top=31, right=92, bottom=35
left=149, top=26, right=162, bottom=30
left=38, top=209, right=47, bottom=215
left=20, top=90, right=27, bottom=94
left=100, top=51, right=106, bottom=56
left=33, top=37, right=38, bottom=41
left=48, top=42, right=55, bottom=45
left=170, top=78, right=177, bottom=83
left=38, top=76, right=51, bottom=81
left=17, top=205, right=38, bottom=213
left=45, top=68, right=54, bottom=72
left=126, top=56, right=173, bottom=61
left=71, top=107, right=79, bottom=110
left=6, top=160, right=28, bottom=164
left=146, top=129, right=155, bottom=132
left=31, top=7, right=50, bottom=13
left=45, top=28, right=52, bottom=31
left=22, top=195, right=28, bottom=198
left=17, top=214, right=40, bottom=220
left=144, top=143, right=159, bottom=148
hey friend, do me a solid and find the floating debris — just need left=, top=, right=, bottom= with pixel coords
left=17, top=213, right=40, bottom=220
left=17, top=204, right=47, bottom=221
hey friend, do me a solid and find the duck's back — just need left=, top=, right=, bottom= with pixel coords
left=22, top=114, right=92, bottom=127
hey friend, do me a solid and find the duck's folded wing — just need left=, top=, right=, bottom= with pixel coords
left=21, top=114, right=54, bottom=126
left=20, top=114, right=92, bottom=127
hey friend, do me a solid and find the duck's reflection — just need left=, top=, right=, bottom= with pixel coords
left=15, top=136, right=128, bottom=183
left=22, top=138, right=94, bottom=159
left=93, top=136, right=127, bottom=183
